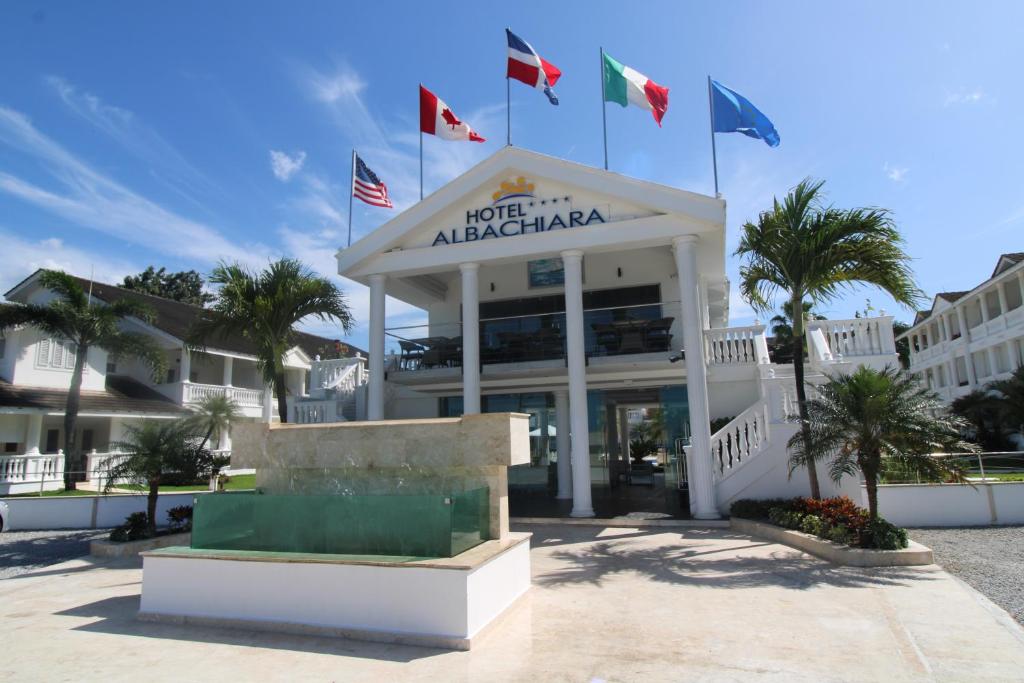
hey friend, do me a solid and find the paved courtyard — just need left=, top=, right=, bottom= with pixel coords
left=2, top=524, right=1024, bottom=682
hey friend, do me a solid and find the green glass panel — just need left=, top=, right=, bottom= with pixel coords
left=190, top=488, right=489, bottom=558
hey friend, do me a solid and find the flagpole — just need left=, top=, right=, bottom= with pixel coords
left=707, top=75, right=719, bottom=197
left=506, top=76, right=511, bottom=146
left=600, top=47, right=608, bottom=170
left=419, top=131, right=423, bottom=201
left=347, top=150, right=356, bottom=248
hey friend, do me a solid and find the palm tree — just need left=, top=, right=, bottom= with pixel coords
left=768, top=301, right=824, bottom=364
left=189, top=259, right=354, bottom=422
left=0, top=271, right=166, bottom=490
left=735, top=178, right=924, bottom=498
left=951, top=389, right=1009, bottom=451
left=188, top=394, right=240, bottom=450
left=987, top=366, right=1024, bottom=444
left=106, top=420, right=218, bottom=536
left=788, top=366, right=974, bottom=520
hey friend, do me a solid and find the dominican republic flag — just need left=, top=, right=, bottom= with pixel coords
left=419, top=85, right=485, bottom=142
left=506, top=28, right=561, bottom=105
left=352, top=154, right=393, bottom=208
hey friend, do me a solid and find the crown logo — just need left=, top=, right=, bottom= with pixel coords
left=492, top=176, right=535, bottom=204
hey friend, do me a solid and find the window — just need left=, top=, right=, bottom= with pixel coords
left=166, top=368, right=176, bottom=384
left=4, top=442, right=18, bottom=453
left=45, top=429, right=59, bottom=453
left=36, top=338, right=80, bottom=371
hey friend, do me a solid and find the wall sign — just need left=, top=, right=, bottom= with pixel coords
left=430, top=176, right=606, bottom=247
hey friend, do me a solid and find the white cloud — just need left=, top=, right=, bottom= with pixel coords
left=884, top=163, right=909, bottom=182
left=270, top=149, right=306, bottom=181
left=44, top=76, right=215, bottom=198
left=0, top=107, right=269, bottom=266
left=943, top=88, right=986, bottom=106
left=0, top=228, right=139, bottom=291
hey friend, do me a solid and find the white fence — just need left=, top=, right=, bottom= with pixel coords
left=1, top=491, right=204, bottom=531
left=871, top=482, right=1024, bottom=527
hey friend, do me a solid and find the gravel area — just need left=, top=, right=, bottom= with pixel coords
left=908, top=525, right=1024, bottom=625
left=0, top=529, right=111, bottom=580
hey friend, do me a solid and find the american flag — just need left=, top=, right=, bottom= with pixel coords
left=352, top=154, right=393, bottom=208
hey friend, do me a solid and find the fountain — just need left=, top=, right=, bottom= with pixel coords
left=138, top=413, right=532, bottom=650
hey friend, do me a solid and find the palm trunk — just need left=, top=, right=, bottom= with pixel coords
left=275, top=372, right=289, bottom=423
left=147, top=478, right=160, bottom=536
left=862, top=459, right=879, bottom=521
left=791, top=297, right=822, bottom=499
left=62, top=344, right=88, bottom=491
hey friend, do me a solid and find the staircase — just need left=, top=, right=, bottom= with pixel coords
left=291, top=357, right=367, bottom=424
left=702, top=315, right=899, bottom=512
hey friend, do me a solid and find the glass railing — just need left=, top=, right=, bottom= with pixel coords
left=190, top=487, right=489, bottom=558
left=386, top=302, right=678, bottom=370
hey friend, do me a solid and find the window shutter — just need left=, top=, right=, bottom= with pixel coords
left=36, top=338, right=51, bottom=367
left=64, top=342, right=78, bottom=369
left=51, top=342, right=64, bottom=368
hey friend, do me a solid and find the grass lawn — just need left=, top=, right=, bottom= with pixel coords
left=5, top=473, right=257, bottom=498
left=114, top=473, right=256, bottom=493
left=4, top=487, right=102, bottom=498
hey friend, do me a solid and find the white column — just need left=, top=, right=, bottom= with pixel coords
left=956, top=305, right=971, bottom=343
left=673, top=236, right=719, bottom=519
left=554, top=389, right=571, bottom=499
left=941, top=314, right=952, bottom=342
left=222, top=356, right=233, bottom=387
left=180, top=348, right=191, bottom=383
left=997, top=283, right=1009, bottom=321
left=460, top=263, right=481, bottom=414
left=987, top=346, right=1000, bottom=376
left=262, top=383, right=274, bottom=423
left=219, top=428, right=232, bottom=452
left=979, top=295, right=990, bottom=323
left=24, top=413, right=42, bottom=454
left=561, top=250, right=593, bottom=517
left=367, top=274, right=387, bottom=421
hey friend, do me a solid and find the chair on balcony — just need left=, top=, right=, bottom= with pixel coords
left=645, top=317, right=675, bottom=352
left=398, top=340, right=425, bottom=370
left=592, top=323, right=619, bottom=356
left=440, top=337, right=463, bottom=368
left=618, top=324, right=647, bottom=355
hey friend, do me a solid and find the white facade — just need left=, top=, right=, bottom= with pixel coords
left=337, top=148, right=900, bottom=516
left=0, top=274, right=364, bottom=493
left=901, top=253, right=1024, bottom=403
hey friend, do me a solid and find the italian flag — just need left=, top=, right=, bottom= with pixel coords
left=602, top=52, right=669, bottom=126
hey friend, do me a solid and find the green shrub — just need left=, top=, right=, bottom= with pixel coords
left=753, top=496, right=908, bottom=550
left=109, top=512, right=151, bottom=542
left=167, top=505, right=193, bottom=532
left=862, top=518, right=909, bottom=550
left=730, top=498, right=791, bottom=520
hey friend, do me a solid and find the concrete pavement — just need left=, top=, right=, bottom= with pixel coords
left=2, top=524, right=1023, bottom=681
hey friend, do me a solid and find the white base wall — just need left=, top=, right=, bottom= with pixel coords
left=1, top=492, right=202, bottom=531
left=139, top=537, right=531, bottom=649
left=870, top=482, right=1024, bottom=527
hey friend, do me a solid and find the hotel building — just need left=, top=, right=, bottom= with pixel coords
left=337, top=147, right=899, bottom=518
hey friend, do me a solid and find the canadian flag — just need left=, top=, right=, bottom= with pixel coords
left=419, top=85, right=485, bottom=142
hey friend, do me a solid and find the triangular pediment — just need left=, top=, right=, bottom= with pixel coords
left=337, top=147, right=724, bottom=279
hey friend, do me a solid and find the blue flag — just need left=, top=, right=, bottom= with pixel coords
left=711, top=80, right=780, bottom=147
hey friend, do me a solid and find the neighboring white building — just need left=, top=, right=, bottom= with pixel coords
left=900, top=252, right=1024, bottom=404
left=0, top=272, right=365, bottom=493
left=336, top=147, right=899, bottom=518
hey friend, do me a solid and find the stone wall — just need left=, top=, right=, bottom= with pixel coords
left=232, top=413, right=531, bottom=540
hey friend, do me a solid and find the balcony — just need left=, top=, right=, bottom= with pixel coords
left=182, top=382, right=265, bottom=408
left=387, top=302, right=678, bottom=373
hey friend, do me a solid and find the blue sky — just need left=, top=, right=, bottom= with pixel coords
left=1, top=2, right=1022, bottom=349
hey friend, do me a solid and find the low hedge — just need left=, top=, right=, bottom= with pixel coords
left=730, top=496, right=908, bottom=551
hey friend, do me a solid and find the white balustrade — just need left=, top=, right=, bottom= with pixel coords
left=709, top=400, right=770, bottom=479
left=704, top=325, right=769, bottom=366
left=808, top=317, right=895, bottom=359
left=0, top=453, right=64, bottom=484
left=183, top=382, right=264, bottom=408
left=292, top=400, right=341, bottom=424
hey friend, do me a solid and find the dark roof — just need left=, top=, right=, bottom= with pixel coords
left=992, top=252, right=1024, bottom=278
left=61, top=275, right=362, bottom=359
left=0, top=375, right=189, bottom=415
left=936, top=291, right=969, bottom=303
